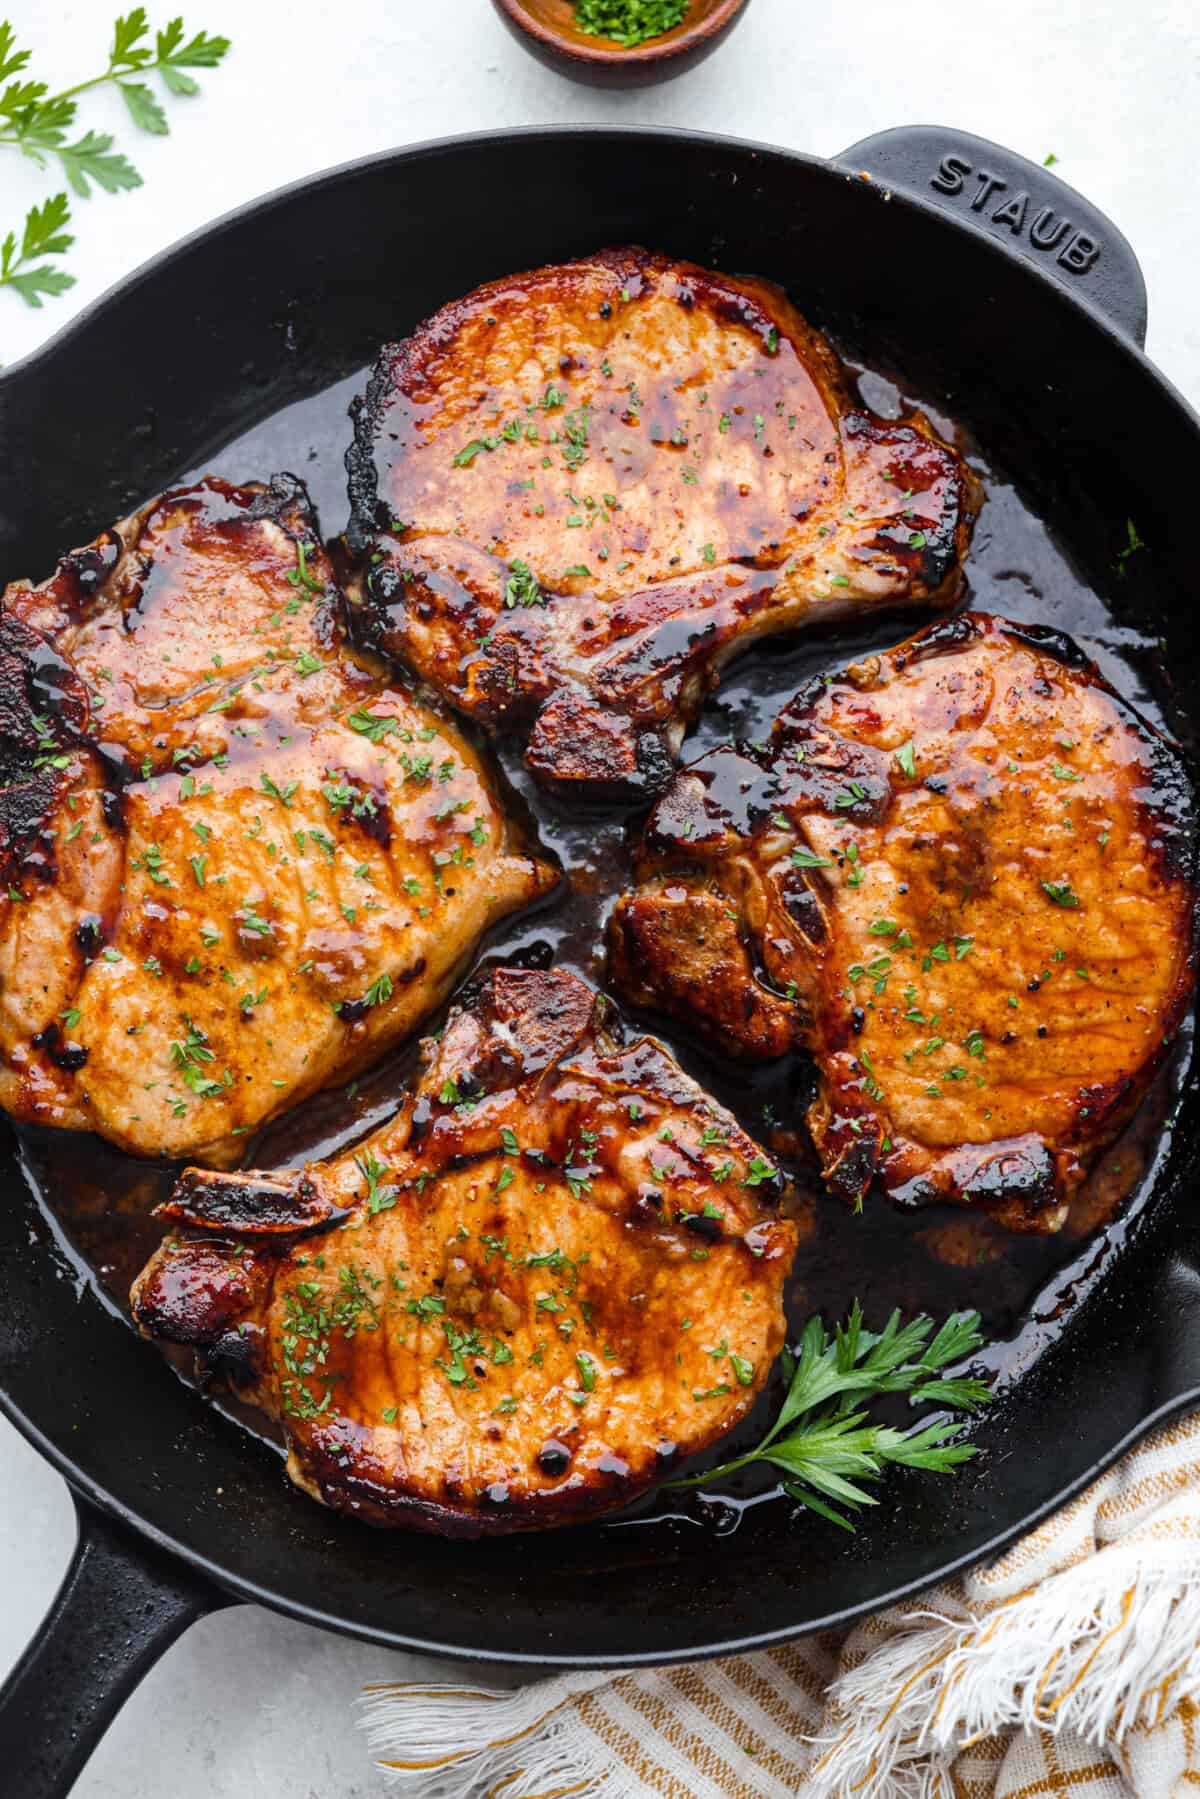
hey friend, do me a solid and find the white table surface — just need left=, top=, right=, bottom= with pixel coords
left=2, top=0, right=1199, bottom=1791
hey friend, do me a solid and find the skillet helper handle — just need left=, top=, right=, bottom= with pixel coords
left=834, top=126, right=1148, bottom=348
left=0, top=1492, right=229, bottom=1798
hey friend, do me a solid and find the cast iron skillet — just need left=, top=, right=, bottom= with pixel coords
left=1, top=124, right=1199, bottom=1797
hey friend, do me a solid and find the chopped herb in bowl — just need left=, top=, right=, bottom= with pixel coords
left=571, top=0, right=690, bottom=48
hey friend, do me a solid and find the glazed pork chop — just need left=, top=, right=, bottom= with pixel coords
left=609, top=614, right=1198, bottom=1232
left=0, top=476, right=555, bottom=1162
left=346, top=248, right=979, bottom=797
left=131, top=966, right=796, bottom=1534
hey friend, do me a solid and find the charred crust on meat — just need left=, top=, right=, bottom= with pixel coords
left=160, top=1168, right=344, bottom=1235
left=487, top=965, right=599, bottom=1077
left=678, top=1207, right=724, bottom=1243
left=525, top=691, right=675, bottom=800
left=130, top=1236, right=268, bottom=1348
left=339, top=956, right=428, bottom=1023
left=201, top=1321, right=268, bottom=1388
left=74, top=914, right=104, bottom=958
left=1137, top=727, right=1199, bottom=889
left=30, top=1020, right=89, bottom=1072
left=821, top=1125, right=880, bottom=1204
left=952, top=1139, right=1059, bottom=1220
left=998, top=618, right=1098, bottom=674
left=0, top=611, right=94, bottom=886
left=537, top=1439, right=572, bottom=1476
left=780, top=870, right=827, bottom=942
left=344, top=359, right=397, bottom=559
left=891, top=609, right=982, bottom=670
left=322, top=766, right=392, bottom=849
left=243, top=470, right=314, bottom=532
left=50, top=531, right=124, bottom=614
left=643, top=748, right=773, bottom=847
left=99, top=786, right=124, bottom=832
left=0, top=772, right=59, bottom=885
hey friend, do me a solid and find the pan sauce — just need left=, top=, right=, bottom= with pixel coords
left=16, top=340, right=1194, bottom=1526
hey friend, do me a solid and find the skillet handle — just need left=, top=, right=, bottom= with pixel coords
left=0, top=1491, right=230, bottom=1797
left=834, top=126, right=1148, bottom=347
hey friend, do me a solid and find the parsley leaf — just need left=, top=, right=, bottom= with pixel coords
left=0, top=192, right=74, bottom=307
left=661, top=1301, right=991, bottom=1529
left=0, top=14, right=230, bottom=312
left=504, top=558, right=544, bottom=609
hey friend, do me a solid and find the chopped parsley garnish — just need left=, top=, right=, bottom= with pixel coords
left=132, top=843, right=170, bottom=885
left=1041, top=880, right=1080, bottom=908
left=741, top=1156, right=778, bottom=1188
left=453, top=437, right=497, bottom=467
left=355, top=1151, right=397, bottom=1214
left=285, top=540, right=324, bottom=595
left=346, top=709, right=400, bottom=745
left=168, top=1019, right=229, bottom=1100
left=260, top=770, right=299, bottom=808
left=363, top=972, right=393, bottom=1008
left=504, top=559, right=544, bottom=608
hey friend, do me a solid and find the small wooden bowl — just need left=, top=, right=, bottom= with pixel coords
left=493, top=0, right=752, bottom=87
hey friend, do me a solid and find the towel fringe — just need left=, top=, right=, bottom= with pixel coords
left=805, top=1540, right=1200, bottom=1797
left=360, top=1670, right=621, bottom=1796
left=359, top=1542, right=1200, bottom=1796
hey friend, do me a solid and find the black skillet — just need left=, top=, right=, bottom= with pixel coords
left=2, top=124, right=1200, bottom=1798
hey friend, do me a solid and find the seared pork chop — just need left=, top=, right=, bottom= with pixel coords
left=131, top=967, right=796, bottom=1534
left=347, top=248, right=979, bottom=797
left=0, top=476, right=555, bottom=1161
left=609, top=614, right=1198, bottom=1232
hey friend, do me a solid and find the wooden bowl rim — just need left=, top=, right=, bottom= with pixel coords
left=495, top=0, right=749, bottom=65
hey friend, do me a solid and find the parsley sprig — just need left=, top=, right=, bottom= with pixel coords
left=0, top=192, right=73, bottom=308
left=0, top=13, right=230, bottom=311
left=662, top=1302, right=991, bottom=1530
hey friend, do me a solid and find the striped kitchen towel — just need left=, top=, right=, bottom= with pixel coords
left=360, top=1409, right=1200, bottom=1797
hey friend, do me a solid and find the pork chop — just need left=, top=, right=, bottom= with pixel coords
left=346, top=248, right=979, bottom=797
left=0, top=476, right=555, bottom=1162
left=131, top=966, right=796, bottom=1534
left=609, top=613, right=1198, bottom=1231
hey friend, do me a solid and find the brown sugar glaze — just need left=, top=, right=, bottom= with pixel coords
left=16, top=339, right=1195, bottom=1528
